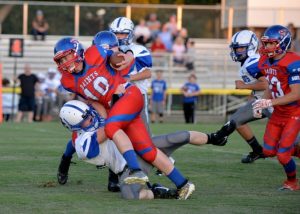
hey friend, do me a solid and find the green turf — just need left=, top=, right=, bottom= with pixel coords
left=0, top=121, right=300, bottom=214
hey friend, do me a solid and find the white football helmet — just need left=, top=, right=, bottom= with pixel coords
left=59, top=100, right=104, bottom=132
left=109, top=17, right=134, bottom=45
left=230, top=30, right=258, bottom=62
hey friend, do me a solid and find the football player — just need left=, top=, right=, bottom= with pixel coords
left=253, top=25, right=300, bottom=190
left=110, top=17, right=152, bottom=134
left=58, top=100, right=226, bottom=199
left=210, top=30, right=270, bottom=163
left=53, top=38, right=195, bottom=199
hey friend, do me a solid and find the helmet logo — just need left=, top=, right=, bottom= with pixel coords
left=279, top=29, right=287, bottom=39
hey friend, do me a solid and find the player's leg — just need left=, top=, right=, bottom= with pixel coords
left=236, top=124, right=265, bottom=163
left=105, top=86, right=149, bottom=185
left=157, top=101, right=164, bottom=123
left=126, top=120, right=195, bottom=200
left=57, top=140, right=75, bottom=185
left=277, top=118, right=300, bottom=191
left=210, top=100, right=266, bottom=162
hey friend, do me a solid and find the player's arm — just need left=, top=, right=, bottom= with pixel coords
left=90, top=101, right=107, bottom=119
left=129, top=51, right=152, bottom=81
left=235, top=76, right=268, bottom=91
left=128, top=68, right=151, bottom=81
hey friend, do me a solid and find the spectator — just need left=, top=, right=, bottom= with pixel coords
left=2, top=78, right=18, bottom=121
left=151, top=36, right=167, bottom=53
left=181, top=74, right=200, bottom=124
left=150, top=70, right=167, bottom=123
left=287, top=23, right=300, bottom=54
left=34, top=73, right=47, bottom=121
left=146, top=13, right=161, bottom=40
left=42, top=68, right=60, bottom=121
left=151, top=36, right=167, bottom=67
left=15, top=64, right=39, bottom=123
left=134, top=18, right=152, bottom=46
left=172, top=36, right=186, bottom=65
left=32, top=10, right=49, bottom=41
left=185, top=39, right=196, bottom=71
left=158, top=24, right=173, bottom=52
left=163, top=14, right=178, bottom=40
left=178, top=28, right=189, bottom=48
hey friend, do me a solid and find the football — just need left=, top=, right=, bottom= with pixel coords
left=109, top=52, right=124, bottom=69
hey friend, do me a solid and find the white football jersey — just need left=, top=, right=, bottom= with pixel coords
left=74, top=130, right=127, bottom=174
left=128, top=43, right=152, bottom=94
left=239, top=53, right=263, bottom=97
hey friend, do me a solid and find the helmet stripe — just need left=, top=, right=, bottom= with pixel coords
left=64, top=104, right=85, bottom=114
left=233, top=31, right=240, bottom=44
left=116, top=17, right=122, bottom=28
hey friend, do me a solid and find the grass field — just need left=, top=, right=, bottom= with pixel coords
left=0, top=121, right=300, bottom=214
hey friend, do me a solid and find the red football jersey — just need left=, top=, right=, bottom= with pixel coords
left=61, top=45, right=129, bottom=109
left=258, top=52, right=300, bottom=117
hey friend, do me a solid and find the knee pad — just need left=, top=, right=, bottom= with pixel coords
left=139, top=146, right=157, bottom=163
left=277, top=153, right=291, bottom=165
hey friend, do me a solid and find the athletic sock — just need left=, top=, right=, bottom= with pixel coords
left=63, top=140, right=76, bottom=158
left=167, top=167, right=188, bottom=189
left=284, top=159, right=297, bottom=181
left=246, top=136, right=262, bottom=153
left=123, top=150, right=140, bottom=171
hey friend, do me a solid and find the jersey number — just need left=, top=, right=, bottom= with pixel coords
left=266, top=75, right=284, bottom=98
left=83, top=77, right=109, bottom=100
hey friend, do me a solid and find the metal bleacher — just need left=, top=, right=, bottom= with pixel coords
left=0, top=35, right=238, bottom=90
left=0, top=35, right=245, bottom=122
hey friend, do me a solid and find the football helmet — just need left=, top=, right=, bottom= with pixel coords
left=230, top=30, right=259, bottom=62
left=59, top=100, right=104, bottom=132
left=110, top=17, right=134, bottom=45
left=53, top=37, right=84, bottom=73
left=260, top=25, right=291, bottom=58
left=93, top=31, right=119, bottom=49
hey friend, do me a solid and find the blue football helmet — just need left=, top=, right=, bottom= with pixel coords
left=109, top=17, right=134, bottom=45
left=93, top=31, right=119, bottom=50
left=59, top=100, right=105, bottom=132
left=260, top=25, right=291, bottom=58
left=230, top=30, right=258, bottom=62
left=53, top=37, right=84, bottom=73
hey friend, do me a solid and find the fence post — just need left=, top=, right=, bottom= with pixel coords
left=23, top=3, right=28, bottom=36
left=74, top=4, right=80, bottom=37
left=177, top=5, right=182, bottom=30
left=126, top=5, right=131, bottom=20
left=227, top=7, right=234, bottom=43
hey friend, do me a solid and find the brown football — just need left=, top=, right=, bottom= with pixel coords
left=109, top=52, right=124, bottom=68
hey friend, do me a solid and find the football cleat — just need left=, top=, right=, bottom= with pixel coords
left=151, top=183, right=178, bottom=199
left=177, top=181, right=195, bottom=200
left=108, top=181, right=121, bottom=192
left=241, top=151, right=265, bottom=163
left=57, top=154, right=72, bottom=185
left=107, top=169, right=120, bottom=192
left=123, top=169, right=149, bottom=185
left=279, top=179, right=300, bottom=191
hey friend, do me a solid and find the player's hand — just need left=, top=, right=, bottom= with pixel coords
left=115, top=52, right=133, bottom=71
left=235, top=80, right=246, bottom=89
left=252, top=99, right=272, bottom=118
left=252, top=99, right=273, bottom=110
